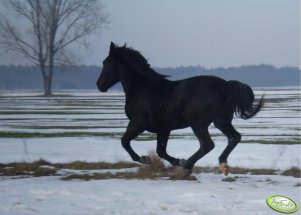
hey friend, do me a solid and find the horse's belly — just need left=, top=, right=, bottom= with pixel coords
left=145, top=115, right=189, bottom=133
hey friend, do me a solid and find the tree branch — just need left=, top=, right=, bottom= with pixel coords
left=0, top=20, right=39, bottom=64
left=0, top=0, right=108, bottom=81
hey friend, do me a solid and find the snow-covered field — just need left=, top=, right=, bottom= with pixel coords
left=1, top=175, right=299, bottom=215
left=0, top=88, right=300, bottom=215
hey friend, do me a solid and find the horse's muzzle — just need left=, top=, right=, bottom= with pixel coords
left=99, top=87, right=107, bottom=92
left=96, top=80, right=107, bottom=92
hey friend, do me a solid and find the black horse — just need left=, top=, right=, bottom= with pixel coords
left=97, top=42, right=264, bottom=177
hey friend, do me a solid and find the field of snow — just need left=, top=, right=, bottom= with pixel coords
left=0, top=87, right=300, bottom=215
left=0, top=175, right=299, bottom=215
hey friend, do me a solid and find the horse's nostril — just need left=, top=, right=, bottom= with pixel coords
left=96, top=81, right=107, bottom=92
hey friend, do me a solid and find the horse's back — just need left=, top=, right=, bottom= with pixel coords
left=172, top=75, right=229, bottom=125
left=173, top=75, right=228, bottom=101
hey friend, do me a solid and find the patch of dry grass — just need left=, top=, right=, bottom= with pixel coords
left=61, top=152, right=196, bottom=181
left=0, top=159, right=56, bottom=177
left=225, top=167, right=276, bottom=176
left=187, top=166, right=278, bottom=176
left=1, top=154, right=300, bottom=180
left=137, top=152, right=196, bottom=180
left=53, top=161, right=139, bottom=170
left=0, top=159, right=139, bottom=178
left=281, top=167, right=301, bottom=178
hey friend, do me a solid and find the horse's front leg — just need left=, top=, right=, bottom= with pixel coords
left=156, top=132, right=186, bottom=167
left=121, top=120, right=150, bottom=165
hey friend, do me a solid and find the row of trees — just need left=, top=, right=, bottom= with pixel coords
left=0, top=64, right=300, bottom=89
left=0, top=0, right=108, bottom=95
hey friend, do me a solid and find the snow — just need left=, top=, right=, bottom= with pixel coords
left=0, top=175, right=300, bottom=215
left=0, top=137, right=300, bottom=170
left=0, top=88, right=300, bottom=215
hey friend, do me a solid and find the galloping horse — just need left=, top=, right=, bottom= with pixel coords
left=97, top=42, right=264, bottom=177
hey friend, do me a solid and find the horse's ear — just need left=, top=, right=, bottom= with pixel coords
left=123, top=42, right=127, bottom=48
left=110, top=42, right=115, bottom=51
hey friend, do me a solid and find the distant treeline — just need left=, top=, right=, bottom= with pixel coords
left=0, top=64, right=300, bottom=90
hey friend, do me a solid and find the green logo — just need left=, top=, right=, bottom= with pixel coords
left=266, top=195, right=299, bottom=214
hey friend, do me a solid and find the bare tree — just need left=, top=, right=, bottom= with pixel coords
left=0, top=0, right=108, bottom=95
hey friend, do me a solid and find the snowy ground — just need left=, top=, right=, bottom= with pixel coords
left=0, top=175, right=300, bottom=215
left=0, top=88, right=300, bottom=215
left=0, top=137, right=300, bottom=170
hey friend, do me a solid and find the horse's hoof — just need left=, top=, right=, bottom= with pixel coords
left=179, top=159, right=187, bottom=167
left=181, top=169, right=192, bottom=178
left=219, top=162, right=229, bottom=176
left=140, top=156, right=151, bottom=165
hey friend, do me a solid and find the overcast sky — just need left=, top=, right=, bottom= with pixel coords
left=0, top=0, right=300, bottom=68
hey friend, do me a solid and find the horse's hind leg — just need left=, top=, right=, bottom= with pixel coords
left=156, top=132, right=184, bottom=167
left=182, top=126, right=215, bottom=178
left=121, top=120, right=150, bottom=164
left=213, top=117, right=241, bottom=175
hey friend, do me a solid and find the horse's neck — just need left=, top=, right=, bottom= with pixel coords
left=119, top=71, right=152, bottom=102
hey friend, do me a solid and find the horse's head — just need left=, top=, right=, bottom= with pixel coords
left=97, top=42, right=166, bottom=92
left=97, top=42, right=120, bottom=92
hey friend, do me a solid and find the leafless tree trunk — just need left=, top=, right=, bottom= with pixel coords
left=0, top=0, right=108, bottom=96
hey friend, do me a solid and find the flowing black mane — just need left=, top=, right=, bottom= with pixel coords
left=115, top=46, right=168, bottom=81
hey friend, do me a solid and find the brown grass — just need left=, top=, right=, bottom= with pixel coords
left=185, top=166, right=278, bottom=176
left=281, top=167, right=301, bottom=178
left=1, top=154, right=300, bottom=180
left=0, top=159, right=56, bottom=177
left=53, top=161, right=139, bottom=170
left=62, top=152, right=196, bottom=181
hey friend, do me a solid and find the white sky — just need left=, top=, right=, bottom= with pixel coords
left=0, top=0, right=300, bottom=68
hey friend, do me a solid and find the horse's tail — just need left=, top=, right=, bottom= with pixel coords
left=226, top=80, right=265, bottom=120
